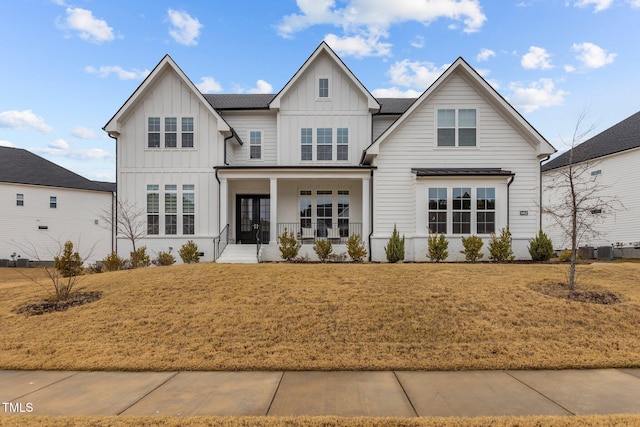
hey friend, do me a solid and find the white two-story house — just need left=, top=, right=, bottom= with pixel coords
left=104, top=42, right=555, bottom=262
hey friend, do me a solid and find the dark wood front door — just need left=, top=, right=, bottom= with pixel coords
left=236, top=195, right=270, bottom=244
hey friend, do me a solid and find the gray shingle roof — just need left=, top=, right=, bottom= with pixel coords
left=0, top=147, right=115, bottom=192
left=412, top=168, right=514, bottom=177
left=542, top=111, right=640, bottom=172
left=202, top=94, right=416, bottom=114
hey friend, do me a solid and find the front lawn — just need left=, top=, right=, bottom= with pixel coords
left=1, top=263, right=640, bottom=371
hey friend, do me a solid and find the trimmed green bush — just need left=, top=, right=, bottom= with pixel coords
left=385, top=224, right=405, bottom=263
left=460, top=235, right=484, bottom=262
left=278, top=228, right=302, bottom=261
left=488, top=228, right=515, bottom=262
left=427, top=233, right=449, bottom=262
left=347, top=234, right=367, bottom=262
left=313, top=239, right=333, bottom=262
left=156, top=250, right=176, bottom=266
left=528, top=230, right=554, bottom=262
left=130, top=246, right=151, bottom=268
left=54, top=241, right=83, bottom=278
left=102, top=252, right=126, bottom=271
left=179, top=240, right=200, bottom=264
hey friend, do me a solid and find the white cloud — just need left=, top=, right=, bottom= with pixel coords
left=630, top=0, right=640, bottom=7
left=371, top=87, right=422, bottom=98
left=0, top=140, right=15, bottom=147
left=49, top=138, right=70, bottom=150
left=84, top=65, right=150, bottom=80
left=167, top=9, right=203, bottom=46
left=388, top=59, right=450, bottom=89
left=521, top=46, right=553, bottom=70
left=0, top=110, right=53, bottom=133
left=59, top=7, right=114, bottom=43
left=508, top=79, right=567, bottom=113
left=196, top=77, right=223, bottom=93
left=71, top=126, right=98, bottom=139
left=410, top=35, right=425, bottom=49
left=572, top=0, right=613, bottom=12
left=276, top=0, right=486, bottom=56
left=564, top=64, right=576, bottom=73
left=324, top=32, right=392, bottom=58
left=34, top=140, right=113, bottom=160
left=476, top=48, right=496, bottom=62
left=248, top=80, right=274, bottom=94
left=572, top=42, right=616, bottom=68
left=75, top=148, right=112, bottom=160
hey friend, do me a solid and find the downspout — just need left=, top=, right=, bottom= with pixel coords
left=223, top=133, right=234, bottom=166
left=107, top=132, right=118, bottom=255
left=215, top=167, right=221, bottom=234
left=507, top=174, right=515, bottom=230
left=368, top=168, right=374, bottom=262
left=539, top=156, right=551, bottom=230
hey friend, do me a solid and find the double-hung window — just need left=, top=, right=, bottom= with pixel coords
left=318, top=78, right=329, bottom=98
left=165, top=185, right=177, bottom=235
left=337, top=128, right=348, bottom=161
left=452, top=188, right=472, bottom=234
left=165, top=117, right=177, bottom=148
left=476, top=187, right=496, bottom=234
left=50, top=196, right=57, bottom=209
left=428, top=188, right=447, bottom=234
left=148, top=117, right=160, bottom=148
left=16, top=194, right=24, bottom=207
left=182, top=184, right=195, bottom=235
left=301, top=128, right=312, bottom=161
left=437, top=109, right=476, bottom=147
left=317, top=128, right=332, bottom=161
left=147, top=185, right=160, bottom=235
left=249, top=131, right=262, bottom=160
left=181, top=117, right=194, bottom=148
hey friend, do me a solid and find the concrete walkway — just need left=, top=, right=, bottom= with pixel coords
left=2, top=369, right=640, bottom=417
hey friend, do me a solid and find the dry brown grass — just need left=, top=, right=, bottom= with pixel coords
left=2, top=415, right=640, bottom=427
left=1, top=263, right=640, bottom=371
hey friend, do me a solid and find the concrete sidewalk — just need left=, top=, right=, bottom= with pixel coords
left=1, top=369, right=640, bottom=417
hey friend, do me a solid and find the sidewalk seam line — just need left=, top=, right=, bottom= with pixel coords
left=265, top=371, right=285, bottom=416
left=393, top=371, right=419, bottom=417
left=504, top=370, right=576, bottom=416
left=116, top=371, right=180, bottom=416
left=9, top=371, right=81, bottom=402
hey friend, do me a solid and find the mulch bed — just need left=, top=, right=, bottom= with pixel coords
left=531, top=282, right=621, bottom=305
left=15, top=291, right=103, bottom=317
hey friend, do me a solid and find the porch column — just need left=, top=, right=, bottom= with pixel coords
left=270, top=178, right=278, bottom=243
left=219, top=177, right=228, bottom=232
left=362, top=177, right=370, bottom=246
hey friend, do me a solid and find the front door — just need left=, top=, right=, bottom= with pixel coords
left=236, top=195, right=270, bottom=244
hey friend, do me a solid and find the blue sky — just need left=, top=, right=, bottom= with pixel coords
left=1, top=0, right=638, bottom=182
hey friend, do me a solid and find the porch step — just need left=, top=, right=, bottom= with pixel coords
left=216, top=244, right=259, bottom=263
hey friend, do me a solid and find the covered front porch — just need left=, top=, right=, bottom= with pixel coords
left=216, top=167, right=372, bottom=261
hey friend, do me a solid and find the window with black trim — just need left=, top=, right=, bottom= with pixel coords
left=147, top=185, right=160, bottom=235
left=182, top=184, right=195, bottom=235
left=452, top=187, right=471, bottom=234
left=428, top=188, right=447, bottom=234
left=476, top=187, right=495, bottom=234
left=165, top=185, right=177, bottom=235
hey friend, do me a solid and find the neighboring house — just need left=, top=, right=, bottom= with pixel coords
left=104, top=42, right=555, bottom=262
left=541, top=111, right=640, bottom=255
left=0, top=146, right=115, bottom=265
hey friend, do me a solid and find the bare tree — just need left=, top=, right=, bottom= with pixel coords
left=101, top=199, right=147, bottom=255
left=543, top=110, right=622, bottom=290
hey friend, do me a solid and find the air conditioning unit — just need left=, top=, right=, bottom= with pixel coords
left=596, top=246, right=614, bottom=260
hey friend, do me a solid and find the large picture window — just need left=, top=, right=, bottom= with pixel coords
left=437, top=109, right=476, bottom=147
left=427, top=186, right=497, bottom=235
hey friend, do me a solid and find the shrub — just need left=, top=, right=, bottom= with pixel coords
left=488, top=228, right=515, bottom=262
left=102, top=252, right=126, bottom=271
left=557, top=249, right=572, bottom=262
left=528, top=230, right=554, bottom=262
left=278, top=228, right=301, bottom=261
left=156, top=250, right=176, bottom=266
left=313, top=239, right=333, bottom=262
left=179, top=240, right=200, bottom=264
left=54, top=241, right=84, bottom=278
left=427, top=233, right=449, bottom=262
left=130, top=246, right=151, bottom=268
left=460, top=235, right=484, bottom=262
left=347, top=234, right=367, bottom=262
left=385, top=224, right=405, bottom=263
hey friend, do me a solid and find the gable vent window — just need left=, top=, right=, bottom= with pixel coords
left=318, top=78, right=329, bottom=98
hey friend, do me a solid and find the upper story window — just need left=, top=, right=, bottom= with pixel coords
left=16, top=194, right=24, bottom=206
left=50, top=196, right=57, bottom=209
left=249, top=131, right=262, bottom=160
left=437, top=108, right=476, bottom=147
left=148, top=116, right=194, bottom=149
left=317, top=128, right=332, bottom=161
left=337, top=128, right=348, bottom=161
left=301, top=128, right=312, bottom=161
left=318, top=78, right=329, bottom=98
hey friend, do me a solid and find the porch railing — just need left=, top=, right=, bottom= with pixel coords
left=213, top=224, right=229, bottom=261
left=277, top=222, right=362, bottom=244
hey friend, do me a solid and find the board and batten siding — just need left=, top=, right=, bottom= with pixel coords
left=0, top=183, right=113, bottom=265
left=542, top=147, right=640, bottom=249
left=372, top=71, right=543, bottom=260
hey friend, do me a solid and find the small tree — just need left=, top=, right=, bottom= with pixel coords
left=101, top=199, right=147, bottom=261
left=460, top=235, right=484, bottom=262
left=313, top=239, right=333, bottom=262
left=488, top=228, right=515, bottom=262
left=54, top=240, right=84, bottom=278
left=347, top=234, right=367, bottom=262
left=278, top=228, right=301, bottom=261
left=179, top=240, right=200, bottom=264
left=130, top=246, right=151, bottom=268
left=427, top=233, right=449, bottom=262
left=528, top=230, right=554, bottom=262
left=102, top=252, right=127, bottom=271
left=385, top=224, right=405, bottom=263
